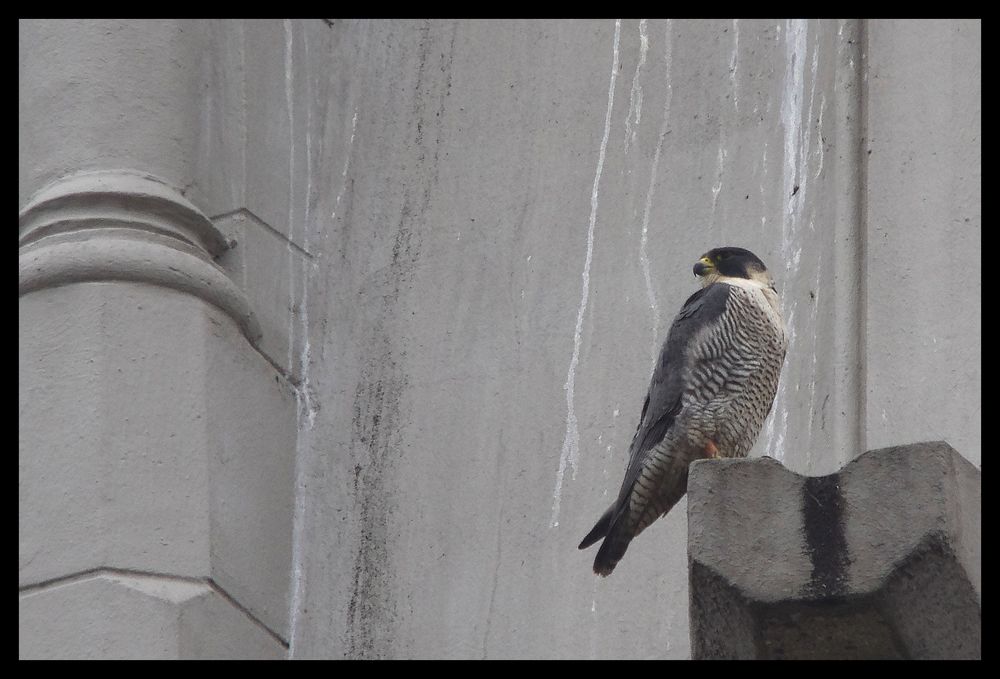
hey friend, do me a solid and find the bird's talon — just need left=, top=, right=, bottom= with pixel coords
left=705, top=439, right=721, bottom=459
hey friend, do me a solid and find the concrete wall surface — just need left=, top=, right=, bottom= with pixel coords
left=19, top=18, right=980, bottom=659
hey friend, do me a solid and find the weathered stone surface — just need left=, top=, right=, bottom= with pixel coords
left=688, top=441, right=980, bottom=659
left=18, top=572, right=286, bottom=659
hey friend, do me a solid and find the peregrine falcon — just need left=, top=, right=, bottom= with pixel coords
left=579, top=247, right=788, bottom=576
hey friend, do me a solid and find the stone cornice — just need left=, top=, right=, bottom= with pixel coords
left=19, top=171, right=262, bottom=345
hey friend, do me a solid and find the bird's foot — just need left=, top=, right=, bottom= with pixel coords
left=704, top=439, right=721, bottom=459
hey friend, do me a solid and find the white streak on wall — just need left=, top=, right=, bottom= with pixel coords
left=759, top=142, right=769, bottom=232
left=718, top=18, right=739, bottom=232
left=551, top=19, right=621, bottom=528
left=710, top=144, right=725, bottom=226
left=798, top=41, right=822, bottom=470
left=803, top=39, right=818, bottom=195
left=638, top=21, right=673, bottom=359
left=240, top=23, right=248, bottom=209
left=286, top=18, right=306, bottom=658
left=284, top=20, right=297, bottom=374
left=814, top=93, right=826, bottom=182
left=765, top=18, right=809, bottom=464
left=624, top=19, right=649, bottom=154
left=331, top=108, right=358, bottom=225
left=729, top=19, right=740, bottom=112
left=587, top=574, right=602, bottom=656
left=804, top=248, right=821, bottom=470
left=299, top=29, right=318, bottom=429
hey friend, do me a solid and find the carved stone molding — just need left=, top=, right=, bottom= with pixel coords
left=19, top=170, right=261, bottom=344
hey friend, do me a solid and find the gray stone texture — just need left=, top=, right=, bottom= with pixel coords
left=688, top=442, right=980, bottom=659
left=19, top=20, right=209, bottom=208
left=863, top=21, right=981, bottom=462
left=19, top=263, right=297, bottom=643
left=19, top=573, right=285, bottom=659
left=20, top=18, right=980, bottom=659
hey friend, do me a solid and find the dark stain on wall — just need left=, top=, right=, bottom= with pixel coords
left=802, top=474, right=850, bottom=597
left=341, top=19, right=456, bottom=659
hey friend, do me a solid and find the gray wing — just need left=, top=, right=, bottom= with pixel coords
left=612, top=282, right=732, bottom=506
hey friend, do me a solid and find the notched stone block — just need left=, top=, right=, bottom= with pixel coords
left=214, top=209, right=308, bottom=380
left=19, top=573, right=286, bottom=659
left=687, top=441, right=980, bottom=659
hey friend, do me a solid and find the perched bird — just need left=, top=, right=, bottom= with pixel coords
left=579, top=247, right=788, bottom=576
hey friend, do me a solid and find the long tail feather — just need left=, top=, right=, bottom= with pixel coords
left=578, top=503, right=615, bottom=550
left=580, top=501, right=633, bottom=576
left=592, top=523, right=631, bottom=576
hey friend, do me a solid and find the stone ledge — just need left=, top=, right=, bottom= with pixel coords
left=687, top=441, right=980, bottom=659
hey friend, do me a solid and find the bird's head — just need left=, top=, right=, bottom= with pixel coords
left=693, top=247, right=776, bottom=292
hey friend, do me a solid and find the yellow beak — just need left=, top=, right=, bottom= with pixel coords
left=693, top=256, right=714, bottom=277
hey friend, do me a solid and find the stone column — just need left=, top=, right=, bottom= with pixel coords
left=19, top=20, right=294, bottom=659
